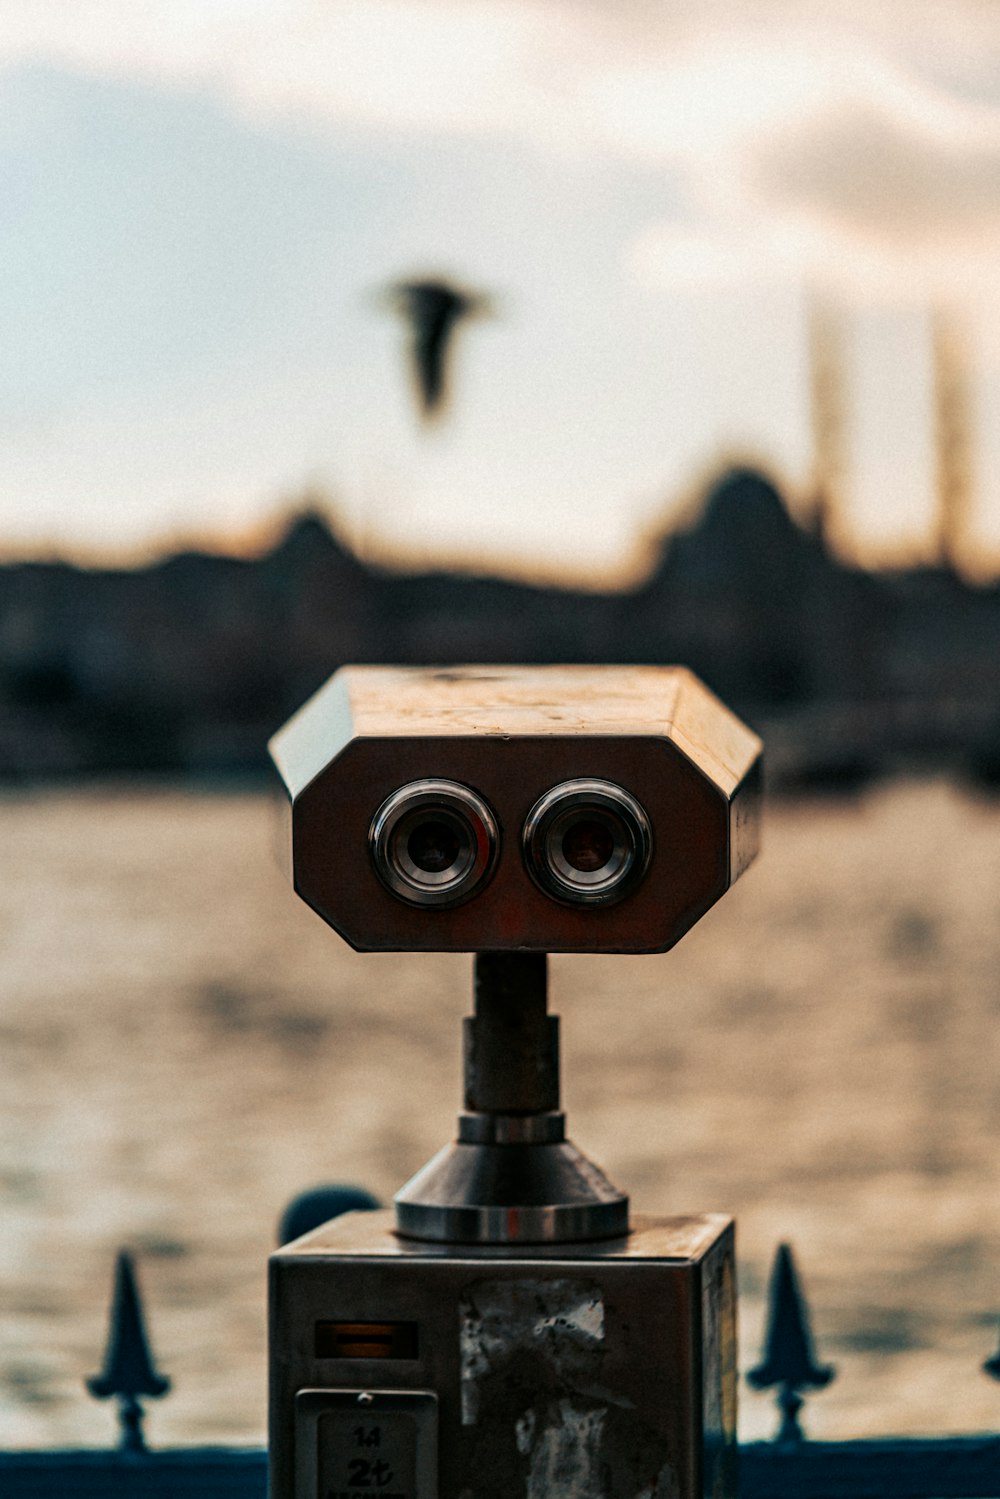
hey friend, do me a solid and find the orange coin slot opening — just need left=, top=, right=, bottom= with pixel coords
left=314, top=1321, right=419, bottom=1360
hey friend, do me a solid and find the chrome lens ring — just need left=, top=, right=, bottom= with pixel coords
left=370, top=779, right=499, bottom=908
left=523, top=779, right=652, bottom=907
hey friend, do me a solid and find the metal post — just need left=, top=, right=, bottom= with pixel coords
left=464, top=952, right=558, bottom=1115
left=393, top=952, right=628, bottom=1243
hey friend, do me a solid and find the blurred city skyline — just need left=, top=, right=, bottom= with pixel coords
left=1, top=2, right=1000, bottom=582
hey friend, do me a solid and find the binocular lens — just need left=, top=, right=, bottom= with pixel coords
left=370, top=781, right=499, bottom=908
left=523, top=780, right=652, bottom=906
left=407, top=820, right=461, bottom=874
left=561, top=819, right=615, bottom=873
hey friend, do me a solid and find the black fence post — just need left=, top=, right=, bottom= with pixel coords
left=747, top=1242, right=835, bottom=1444
left=86, top=1250, right=170, bottom=1453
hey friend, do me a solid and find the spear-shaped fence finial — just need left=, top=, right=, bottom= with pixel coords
left=86, top=1250, right=171, bottom=1453
left=748, top=1242, right=835, bottom=1444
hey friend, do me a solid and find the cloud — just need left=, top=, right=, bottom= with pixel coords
left=748, top=95, right=1000, bottom=248
left=4, top=1, right=1000, bottom=564
left=628, top=224, right=778, bottom=295
left=625, top=35, right=1000, bottom=307
left=0, top=2, right=574, bottom=141
left=5, top=1, right=1000, bottom=308
left=1, top=1, right=997, bottom=154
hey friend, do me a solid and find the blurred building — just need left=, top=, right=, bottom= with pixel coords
left=1, top=468, right=1000, bottom=785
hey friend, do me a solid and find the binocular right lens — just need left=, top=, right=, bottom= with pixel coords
left=523, top=779, right=652, bottom=906
left=370, top=780, right=499, bottom=908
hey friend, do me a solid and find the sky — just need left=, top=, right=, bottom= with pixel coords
left=1, top=1, right=1000, bottom=583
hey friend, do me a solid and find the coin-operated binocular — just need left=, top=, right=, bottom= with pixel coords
left=267, top=666, right=761, bottom=1499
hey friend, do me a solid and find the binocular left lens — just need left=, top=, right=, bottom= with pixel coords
left=369, top=780, right=499, bottom=908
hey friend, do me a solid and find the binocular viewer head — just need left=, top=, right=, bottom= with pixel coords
left=269, top=665, right=761, bottom=954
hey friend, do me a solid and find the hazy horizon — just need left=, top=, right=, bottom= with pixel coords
left=0, top=454, right=995, bottom=594
left=2, top=4, right=1000, bottom=578
left=0, top=464, right=944, bottom=591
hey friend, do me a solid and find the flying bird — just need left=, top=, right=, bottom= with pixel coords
left=384, top=277, right=493, bottom=422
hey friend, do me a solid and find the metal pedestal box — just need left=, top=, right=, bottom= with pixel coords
left=269, top=1209, right=736, bottom=1499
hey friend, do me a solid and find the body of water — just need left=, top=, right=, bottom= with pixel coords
left=1, top=779, right=999, bottom=1446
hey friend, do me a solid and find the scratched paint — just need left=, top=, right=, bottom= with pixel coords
left=533, top=1297, right=605, bottom=1342
left=460, top=1279, right=609, bottom=1497
left=460, top=1278, right=605, bottom=1427
left=458, top=1277, right=679, bottom=1497
left=523, top=1398, right=606, bottom=1499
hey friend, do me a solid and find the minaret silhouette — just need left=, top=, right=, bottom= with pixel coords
left=806, top=291, right=849, bottom=550
left=931, top=305, right=974, bottom=573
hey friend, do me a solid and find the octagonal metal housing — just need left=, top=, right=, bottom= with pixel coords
left=268, top=665, right=761, bottom=954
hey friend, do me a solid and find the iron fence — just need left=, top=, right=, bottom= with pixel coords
left=3, top=1240, right=999, bottom=1498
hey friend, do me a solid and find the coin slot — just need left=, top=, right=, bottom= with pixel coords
left=315, top=1321, right=419, bottom=1360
